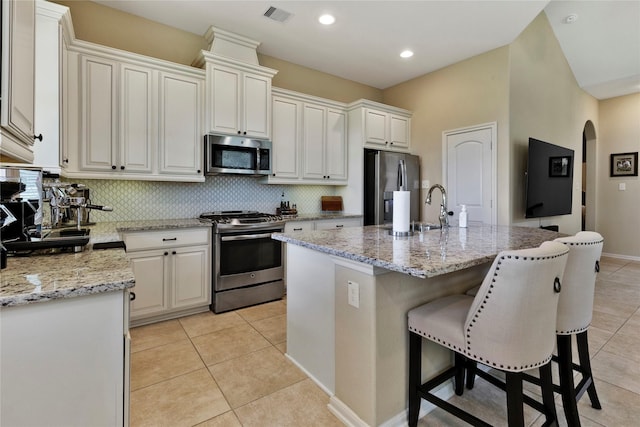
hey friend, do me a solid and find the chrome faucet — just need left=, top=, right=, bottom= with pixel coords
left=425, top=184, right=450, bottom=228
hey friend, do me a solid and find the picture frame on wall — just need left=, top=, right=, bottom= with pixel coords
left=610, top=152, right=638, bottom=177
left=549, top=156, right=571, bottom=177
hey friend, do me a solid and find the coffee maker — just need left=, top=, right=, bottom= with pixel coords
left=0, top=166, right=43, bottom=242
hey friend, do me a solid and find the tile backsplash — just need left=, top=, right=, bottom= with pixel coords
left=71, top=176, right=340, bottom=222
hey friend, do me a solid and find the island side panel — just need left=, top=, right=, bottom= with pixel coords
left=285, top=243, right=336, bottom=394
left=374, top=262, right=492, bottom=424
left=333, top=260, right=491, bottom=426
left=0, top=291, right=126, bottom=426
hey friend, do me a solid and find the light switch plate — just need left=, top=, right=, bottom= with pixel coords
left=348, top=281, right=360, bottom=308
left=619, top=183, right=626, bottom=191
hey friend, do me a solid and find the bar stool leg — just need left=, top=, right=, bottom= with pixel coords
left=505, top=372, right=525, bottom=427
left=558, top=335, right=581, bottom=427
left=408, top=332, right=422, bottom=427
left=539, top=362, right=559, bottom=426
left=454, top=353, right=465, bottom=395
left=576, top=331, right=602, bottom=409
left=466, top=360, right=477, bottom=390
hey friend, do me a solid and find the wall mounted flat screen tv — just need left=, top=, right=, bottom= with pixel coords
left=525, top=138, right=574, bottom=218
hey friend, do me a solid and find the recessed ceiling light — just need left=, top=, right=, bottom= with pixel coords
left=400, top=50, right=414, bottom=59
left=564, top=14, right=578, bottom=24
left=319, top=14, right=335, bottom=25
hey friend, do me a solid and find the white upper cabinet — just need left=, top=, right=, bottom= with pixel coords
left=79, top=55, right=118, bottom=171
left=349, top=100, right=412, bottom=152
left=120, top=63, right=153, bottom=173
left=325, top=108, right=348, bottom=181
left=0, top=0, right=36, bottom=162
left=204, top=57, right=276, bottom=140
left=302, top=104, right=326, bottom=180
left=64, top=40, right=206, bottom=182
left=33, top=1, right=69, bottom=173
left=158, top=71, right=203, bottom=176
left=266, top=88, right=348, bottom=185
left=79, top=56, right=152, bottom=174
left=271, top=95, right=301, bottom=179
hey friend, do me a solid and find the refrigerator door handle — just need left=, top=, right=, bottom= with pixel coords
left=397, top=160, right=408, bottom=191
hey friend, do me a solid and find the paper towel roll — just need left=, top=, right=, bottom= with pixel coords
left=393, top=191, right=411, bottom=232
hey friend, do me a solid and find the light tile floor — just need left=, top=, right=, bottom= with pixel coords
left=130, top=257, right=640, bottom=426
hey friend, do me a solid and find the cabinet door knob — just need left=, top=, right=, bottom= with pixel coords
left=63, top=158, right=69, bottom=164
left=197, top=169, right=201, bottom=174
left=243, top=131, right=247, bottom=135
left=164, top=252, right=169, bottom=256
left=33, top=134, right=43, bottom=141
left=237, top=131, right=241, bottom=134
left=172, top=251, right=176, bottom=255
left=111, top=165, right=116, bottom=170
left=120, top=166, right=125, bottom=170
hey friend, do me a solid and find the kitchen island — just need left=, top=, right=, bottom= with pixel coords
left=272, top=224, right=562, bottom=427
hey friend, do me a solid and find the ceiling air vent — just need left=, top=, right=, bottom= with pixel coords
left=263, top=6, right=292, bottom=23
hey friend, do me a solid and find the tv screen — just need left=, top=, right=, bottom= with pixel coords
left=525, top=138, right=574, bottom=218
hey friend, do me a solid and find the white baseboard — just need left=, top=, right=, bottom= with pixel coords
left=284, top=352, right=334, bottom=397
left=327, top=380, right=456, bottom=427
left=602, top=252, right=640, bottom=262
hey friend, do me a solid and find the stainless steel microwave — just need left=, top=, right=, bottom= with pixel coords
left=204, top=134, right=272, bottom=176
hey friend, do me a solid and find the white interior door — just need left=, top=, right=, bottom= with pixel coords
left=444, top=123, right=496, bottom=225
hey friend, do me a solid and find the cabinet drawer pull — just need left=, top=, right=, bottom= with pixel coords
left=33, top=134, right=43, bottom=141
left=293, top=228, right=303, bottom=231
left=336, top=224, right=344, bottom=228
left=162, top=237, right=177, bottom=242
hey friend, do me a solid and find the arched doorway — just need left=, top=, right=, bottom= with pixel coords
left=583, top=121, right=597, bottom=231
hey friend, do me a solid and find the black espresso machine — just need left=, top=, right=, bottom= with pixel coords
left=0, top=165, right=92, bottom=256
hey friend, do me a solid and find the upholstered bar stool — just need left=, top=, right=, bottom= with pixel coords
left=551, top=231, right=604, bottom=426
left=465, top=232, right=604, bottom=426
left=408, top=241, right=569, bottom=427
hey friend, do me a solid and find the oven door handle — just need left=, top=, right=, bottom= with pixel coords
left=220, top=232, right=275, bottom=242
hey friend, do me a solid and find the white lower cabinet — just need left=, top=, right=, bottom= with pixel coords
left=285, top=217, right=361, bottom=233
left=0, top=291, right=130, bottom=427
left=284, top=220, right=315, bottom=233
left=124, top=227, right=211, bottom=326
left=314, top=217, right=362, bottom=230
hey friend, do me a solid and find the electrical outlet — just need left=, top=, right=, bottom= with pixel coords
left=421, top=180, right=430, bottom=189
left=619, top=183, right=626, bottom=191
left=348, top=281, right=360, bottom=308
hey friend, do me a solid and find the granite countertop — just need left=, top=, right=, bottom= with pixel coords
left=272, top=224, right=563, bottom=279
left=0, top=218, right=208, bottom=308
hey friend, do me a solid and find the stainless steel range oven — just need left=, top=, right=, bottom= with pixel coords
left=199, top=211, right=285, bottom=313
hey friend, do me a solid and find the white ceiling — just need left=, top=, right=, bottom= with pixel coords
left=93, top=0, right=640, bottom=100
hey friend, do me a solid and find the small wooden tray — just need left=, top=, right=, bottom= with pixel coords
left=321, top=196, right=343, bottom=211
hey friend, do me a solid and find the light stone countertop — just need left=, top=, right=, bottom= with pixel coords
left=272, top=224, right=564, bottom=279
left=0, top=218, right=209, bottom=308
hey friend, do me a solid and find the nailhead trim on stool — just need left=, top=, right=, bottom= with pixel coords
left=408, top=241, right=569, bottom=427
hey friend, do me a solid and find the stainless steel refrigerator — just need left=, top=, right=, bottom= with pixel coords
left=363, top=149, right=420, bottom=226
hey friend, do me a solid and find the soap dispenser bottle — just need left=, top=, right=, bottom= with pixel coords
left=459, top=205, right=468, bottom=228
